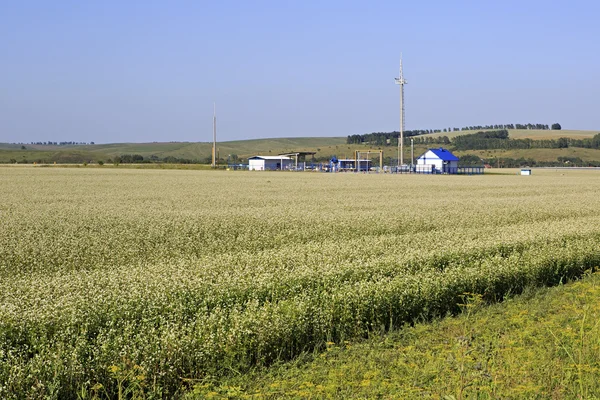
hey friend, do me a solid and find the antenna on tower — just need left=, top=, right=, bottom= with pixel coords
left=394, top=55, right=407, bottom=167
left=212, top=103, right=217, bottom=168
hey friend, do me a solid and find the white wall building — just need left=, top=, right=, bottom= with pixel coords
left=248, top=156, right=293, bottom=171
left=416, top=148, right=460, bottom=174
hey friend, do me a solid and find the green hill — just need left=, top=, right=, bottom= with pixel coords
left=423, top=128, right=598, bottom=140
left=0, top=149, right=111, bottom=164
left=2, top=129, right=600, bottom=165
left=0, top=137, right=348, bottom=164
left=456, top=147, right=600, bottom=163
left=419, top=129, right=600, bottom=166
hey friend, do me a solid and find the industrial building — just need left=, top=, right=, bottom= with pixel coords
left=416, top=148, right=460, bottom=174
left=245, top=147, right=483, bottom=175
left=248, top=156, right=293, bottom=171
left=337, top=159, right=372, bottom=172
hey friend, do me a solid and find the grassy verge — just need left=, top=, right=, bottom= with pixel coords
left=188, top=271, right=600, bottom=399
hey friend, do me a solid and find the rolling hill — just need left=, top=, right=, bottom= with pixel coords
left=421, top=129, right=600, bottom=165
left=0, top=137, right=348, bottom=164
left=2, top=129, right=599, bottom=165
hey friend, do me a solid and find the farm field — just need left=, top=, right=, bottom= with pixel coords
left=198, top=271, right=600, bottom=399
left=1, top=167, right=600, bottom=398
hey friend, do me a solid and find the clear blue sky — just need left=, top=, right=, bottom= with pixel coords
left=1, top=0, right=599, bottom=143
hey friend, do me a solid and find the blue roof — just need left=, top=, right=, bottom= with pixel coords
left=423, top=148, right=459, bottom=161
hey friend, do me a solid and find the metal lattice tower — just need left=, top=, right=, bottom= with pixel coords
left=394, top=56, right=407, bottom=166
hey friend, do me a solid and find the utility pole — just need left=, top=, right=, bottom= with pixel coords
left=411, top=137, right=414, bottom=167
left=395, top=56, right=407, bottom=166
left=212, top=103, right=216, bottom=168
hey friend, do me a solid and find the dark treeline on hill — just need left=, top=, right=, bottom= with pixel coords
left=347, top=130, right=432, bottom=145
left=2, top=154, right=206, bottom=165
left=112, top=154, right=204, bottom=164
left=452, top=131, right=600, bottom=151
left=348, top=128, right=600, bottom=152
left=346, top=123, right=557, bottom=145
left=452, top=130, right=509, bottom=150
left=22, top=141, right=96, bottom=145
left=487, top=157, right=600, bottom=168
left=460, top=123, right=553, bottom=131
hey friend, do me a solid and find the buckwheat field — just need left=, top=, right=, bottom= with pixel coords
left=1, top=167, right=599, bottom=398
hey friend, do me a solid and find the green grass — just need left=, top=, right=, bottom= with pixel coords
left=0, top=149, right=111, bottom=164
left=189, top=271, right=600, bottom=399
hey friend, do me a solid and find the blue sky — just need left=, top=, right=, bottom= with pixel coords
left=1, top=0, right=599, bottom=143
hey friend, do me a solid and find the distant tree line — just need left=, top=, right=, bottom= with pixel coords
left=21, top=141, right=96, bottom=145
left=347, top=130, right=436, bottom=145
left=410, top=136, right=451, bottom=145
left=347, top=123, right=560, bottom=145
left=110, top=154, right=204, bottom=164
left=458, top=123, right=555, bottom=131
left=1, top=153, right=209, bottom=165
left=452, top=131, right=600, bottom=151
left=485, top=157, right=600, bottom=168
left=347, top=130, right=599, bottom=151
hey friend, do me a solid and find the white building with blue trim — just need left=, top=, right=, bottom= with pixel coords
left=416, top=148, right=460, bottom=174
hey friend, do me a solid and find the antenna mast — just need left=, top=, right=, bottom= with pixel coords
left=394, top=56, right=407, bottom=166
left=212, top=103, right=216, bottom=168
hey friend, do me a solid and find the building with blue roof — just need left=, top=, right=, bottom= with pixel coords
left=416, top=147, right=460, bottom=174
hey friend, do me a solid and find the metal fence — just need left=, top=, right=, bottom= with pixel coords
left=452, top=167, right=485, bottom=175
left=228, top=163, right=485, bottom=175
left=391, top=166, right=485, bottom=175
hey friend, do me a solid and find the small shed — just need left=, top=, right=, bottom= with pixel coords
left=416, top=148, right=460, bottom=174
left=248, top=156, right=293, bottom=171
left=338, top=159, right=371, bottom=172
left=520, top=169, right=532, bottom=176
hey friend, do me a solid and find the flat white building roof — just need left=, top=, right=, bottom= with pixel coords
left=248, top=156, right=292, bottom=160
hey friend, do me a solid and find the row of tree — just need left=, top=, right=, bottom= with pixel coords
left=485, top=157, right=600, bottom=168
left=23, top=141, right=96, bottom=145
left=110, top=154, right=207, bottom=164
left=458, top=123, right=560, bottom=131
left=452, top=132, right=600, bottom=151
left=348, top=128, right=600, bottom=153
left=347, top=130, right=437, bottom=145
left=347, top=123, right=561, bottom=145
